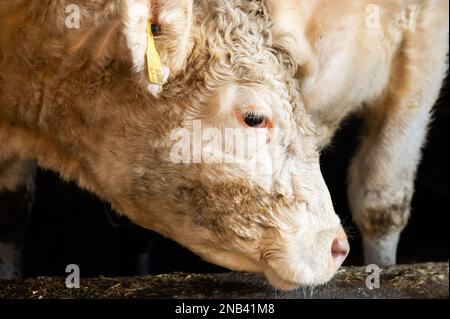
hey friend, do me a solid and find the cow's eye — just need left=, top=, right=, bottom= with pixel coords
left=241, top=110, right=268, bottom=128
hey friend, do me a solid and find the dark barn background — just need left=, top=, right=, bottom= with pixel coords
left=22, top=79, right=449, bottom=279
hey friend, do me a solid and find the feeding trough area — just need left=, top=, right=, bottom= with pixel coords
left=0, top=263, right=447, bottom=299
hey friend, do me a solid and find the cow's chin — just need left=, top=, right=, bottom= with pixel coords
left=264, top=267, right=303, bottom=291
left=262, top=262, right=334, bottom=291
left=195, top=247, right=263, bottom=274
left=193, top=246, right=335, bottom=292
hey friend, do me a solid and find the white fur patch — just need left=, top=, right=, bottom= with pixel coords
left=123, top=0, right=150, bottom=72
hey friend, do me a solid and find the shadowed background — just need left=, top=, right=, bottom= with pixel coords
left=22, top=78, right=449, bottom=278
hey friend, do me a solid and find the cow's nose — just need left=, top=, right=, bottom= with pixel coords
left=331, top=232, right=350, bottom=268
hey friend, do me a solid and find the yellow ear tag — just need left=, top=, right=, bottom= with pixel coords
left=146, top=22, right=163, bottom=85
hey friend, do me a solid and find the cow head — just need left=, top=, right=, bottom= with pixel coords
left=95, top=0, right=349, bottom=291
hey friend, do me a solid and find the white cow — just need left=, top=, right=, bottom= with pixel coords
left=267, top=0, right=449, bottom=265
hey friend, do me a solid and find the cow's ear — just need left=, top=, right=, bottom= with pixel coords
left=152, top=0, right=194, bottom=76
left=122, top=0, right=194, bottom=96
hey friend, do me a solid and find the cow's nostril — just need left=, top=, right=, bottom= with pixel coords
left=331, top=237, right=350, bottom=268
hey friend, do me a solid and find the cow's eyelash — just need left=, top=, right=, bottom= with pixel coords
left=241, top=108, right=270, bottom=119
left=241, top=109, right=265, bottom=119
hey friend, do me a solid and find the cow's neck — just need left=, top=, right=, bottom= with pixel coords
left=0, top=4, right=140, bottom=198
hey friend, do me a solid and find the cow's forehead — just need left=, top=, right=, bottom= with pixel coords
left=158, top=0, right=301, bottom=119
left=191, top=0, right=297, bottom=94
left=198, top=2, right=271, bottom=55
